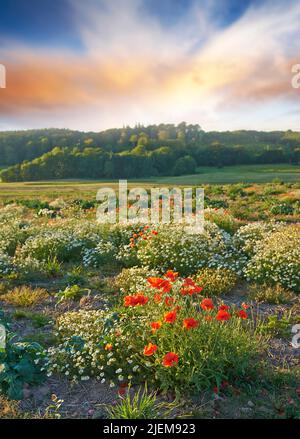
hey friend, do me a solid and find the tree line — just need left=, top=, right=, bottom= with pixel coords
left=0, top=123, right=299, bottom=181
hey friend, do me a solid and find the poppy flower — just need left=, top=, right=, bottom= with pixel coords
left=219, top=304, right=229, bottom=311
left=237, top=310, right=248, bottom=319
left=183, top=278, right=195, bottom=286
left=118, top=382, right=128, bottom=395
left=124, top=293, right=148, bottom=307
left=183, top=318, right=199, bottom=330
left=154, top=293, right=162, bottom=303
left=216, top=309, right=231, bottom=321
left=165, top=270, right=178, bottom=282
left=147, top=277, right=163, bottom=288
left=164, top=310, right=177, bottom=324
left=151, top=321, right=162, bottom=332
left=160, top=280, right=172, bottom=293
left=151, top=230, right=158, bottom=235
left=143, top=343, right=158, bottom=356
left=162, top=352, right=179, bottom=367
left=147, top=277, right=171, bottom=292
left=181, top=285, right=203, bottom=296
left=221, top=380, right=229, bottom=389
left=241, top=302, right=250, bottom=310
left=201, top=298, right=214, bottom=311
left=204, top=315, right=212, bottom=321
left=105, top=343, right=113, bottom=351
left=165, top=296, right=175, bottom=307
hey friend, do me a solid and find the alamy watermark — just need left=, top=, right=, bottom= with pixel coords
left=96, top=180, right=204, bottom=234
left=291, top=324, right=300, bottom=349
left=0, top=324, right=6, bottom=350
left=291, top=64, right=300, bottom=89
left=0, top=64, right=6, bottom=88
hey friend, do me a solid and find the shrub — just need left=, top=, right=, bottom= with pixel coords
left=194, top=268, right=238, bottom=296
left=270, top=203, right=294, bottom=215
left=204, top=209, right=239, bottom=234
left=245, top=225, right=300, bottom=291
left=0, top=252, right=14, bottom=276
left=121, top=222, right=243, bottom=276
left=113, top=267, right=159, bottom=294
left=17, top=229, right=90, bottom=262
left=233, top=222, right=282, bottom=257
left=1, top=286, right=49, bottom=307
left=82, top=240, right=117, bottom=268
left=249, top=284, right=297, bottom=304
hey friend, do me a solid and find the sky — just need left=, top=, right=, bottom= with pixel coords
left=0, top=0, right=299, bottom=132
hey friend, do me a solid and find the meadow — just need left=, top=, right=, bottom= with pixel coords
left=0, top=177, right=299, bottom=419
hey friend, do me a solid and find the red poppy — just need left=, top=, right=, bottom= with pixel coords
left=151, top=321, right=162, bottom=332
left=219, top=304, right=229, bottom=311
left=183, top=318, right=199, bottom=330
left=118, top=382, right=128, bottom=396
left=162, top=352, right=179, bottom=367
left=181, top=285, right=203, bottom=296
left=154, top=293, right=162, bottom=303
left=165, top=270, right=178, bottom=282
left=151, top=230, right=158, bottom=235
left=164, top=310, right=177, bottom=324
left=216, top=309, right=231, bottom=321
left=148, top=277, right=164, bottom=288
left=118, top=387, right=126, bottom=396
left=161, top=280, right=172, bottom=293
left=143, top=343, right=158, bottom=356
left=147, top=277, right=171, bottom=293
left=241, top=302, right=250, bottom=310
left=237, top=310, right=248, bottom=319
left=183, top=278, right=195, bottom=286
left=165, top=296, right=175, bottom=307
left=201, top=298, right=214, bottom=311
left=124, top=293, right=148, bottom=307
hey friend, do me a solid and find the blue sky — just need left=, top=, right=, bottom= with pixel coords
left=0, top=0, right=259, bottom=47
left=0, top=0, right=299, bottom=131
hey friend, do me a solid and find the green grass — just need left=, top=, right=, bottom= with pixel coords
left=0, top=164, right=299, bottom=201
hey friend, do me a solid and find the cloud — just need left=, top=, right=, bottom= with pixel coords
left=0, top=0, right=299, bottom=130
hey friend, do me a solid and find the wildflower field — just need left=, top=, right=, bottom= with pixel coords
left=0, top=181, right=299, bottom=419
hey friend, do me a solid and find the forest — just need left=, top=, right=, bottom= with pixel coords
left=0, top=123, right=300, bottom=181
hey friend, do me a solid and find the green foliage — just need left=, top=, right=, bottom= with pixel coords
left=107, top=386, right=178, bottom=419
left=258, top=313, right=294, bottom=338
left=1, top=125, right=300, bottom=181
left=0, top=331, right=45, bottom=399
left=55, top=285, right=90, bottom=304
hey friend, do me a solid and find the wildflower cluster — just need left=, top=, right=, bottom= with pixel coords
left=44, top=270, right=260, bottom=393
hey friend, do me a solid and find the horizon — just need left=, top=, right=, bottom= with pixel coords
left=0, top=0, right=299, bottom=132
left=0, top=123, right=300, bottom=135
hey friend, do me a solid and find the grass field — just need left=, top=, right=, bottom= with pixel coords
left=0, top=164, right=299, bottom=201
